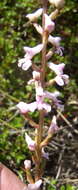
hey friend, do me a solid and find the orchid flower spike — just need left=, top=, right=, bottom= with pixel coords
left=48, top=115, right=59, bottom=134
left=26, top=8, right=43, bottom=22
left=25, top=133, right=36, bottom=151
left=44, top=14, right=55, bottom=33
left=28, top=179, right=42, bottom=190
left=24, top=160, right=31, bottom=170
left=49, top=0, right=65, bottom=9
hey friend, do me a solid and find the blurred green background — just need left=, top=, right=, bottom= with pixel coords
left=0, top=0, right=78, bottom=189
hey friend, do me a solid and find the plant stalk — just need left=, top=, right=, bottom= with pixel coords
left=35, top=0, right=48, bottom=181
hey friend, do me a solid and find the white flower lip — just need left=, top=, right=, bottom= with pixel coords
left=26, top=8, right=43, bottom=22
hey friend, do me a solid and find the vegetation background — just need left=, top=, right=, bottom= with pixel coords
left=0, top=0, right=78, bottom=189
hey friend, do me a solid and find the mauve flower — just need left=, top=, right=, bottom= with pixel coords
left=48, top=35, right=63, bottom=56
left=48, top=115, right=59, bottom=134
left=18, top=44, right=43, bottom=71
left=49, top=0, right=65, bottom=9
left=23, top=44, right=43, bottom=59
left=28, top=179, right=42, bottom=190
left=24, top=160, right=31, bottom=170
left=35, top=86, right=51, bottom=112
left=25, top=133, right=36, bottom=151
left=55, top=74, right=69, bottom=86
left=48, top=62, right=65, bottom=75
left=48, top=62, right=69, bottom=86
left=36, top=95, right=51, bottom=112
left=16, top=101, right=37, bottom=114
left=18, top=58, right=32, bottom=71
left=44, top=14, right=55, bottom=33
left=26, top=8, right=43, bottom=22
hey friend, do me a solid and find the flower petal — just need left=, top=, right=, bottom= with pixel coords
left=55, top=75, right=64, bottom=86
left=48, top=62, right=65, bottom=75
left=16, top=102, right=29, bottom=114
left=24, top=44, right=43, bottom=59
left=22, top=59, right=32, bottom=70
left=42, top=103, right=51, bottom=112
left=26, top=8, right=43, bottom=22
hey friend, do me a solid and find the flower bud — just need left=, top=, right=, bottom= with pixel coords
left=48, top=115, right=58, bottom=134
left=24, top=160, right=31, bottom=170
left=25, top=133, right=36, bottom=151
left=49, top=0, right=65, bottom=9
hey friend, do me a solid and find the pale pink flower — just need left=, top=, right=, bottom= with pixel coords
left=26, top=8, right=43, bottom=22
left=48, top=62, right=65, bottom=75
left=48, top=35, right=63, bottom=56
left=48, top=62, right=69, bottom=86
left=16, top=101, right=37, bottom=114
left=23, top=44, right=43, bottom=59
left=48, top=115, right=59, bottom=134
left=28, top=180, right=42, bottom=190
left=24, top=160, right=31, bottom=170
left=18, top=58, right=32, bottom=71
left=25, top=133, right=36, bottom=151
left=44, top=14, right=55, bottom=33
left=49, top=0, right=65, bottom=9
left=35, top=86, right=51, bottom=112
left=36, top=95, right=51, bottom=112
left=48, top=36, right=61, bottom=47
left=55, top=74, right=69, bottom=86
left=18, top=44, right=43, bottom=71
